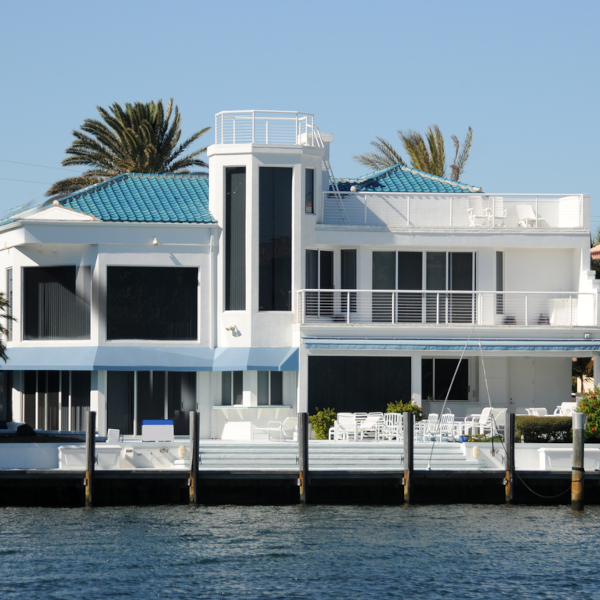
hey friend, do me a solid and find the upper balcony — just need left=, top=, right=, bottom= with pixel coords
left=214, top=111, right=322, bottom=147
left=320, top=192, right=586, bottom=230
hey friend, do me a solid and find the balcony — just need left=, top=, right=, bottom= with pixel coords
left=321, top=193, right=585, bottom=230
left=297, top=290, right=597, bottom=327
left=214, top=111, right=321, bottom=147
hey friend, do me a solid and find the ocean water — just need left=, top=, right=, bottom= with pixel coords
left=0, top=504, right=598, bottom=599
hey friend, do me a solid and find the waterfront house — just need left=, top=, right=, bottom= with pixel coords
left=0, top=110, right=598, bottom=439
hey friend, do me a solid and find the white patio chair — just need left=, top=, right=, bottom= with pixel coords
left=517, top=204, right=543, bottom=227
left=554, top=402, right=578, bottom=416
left=526, top=407, right=548, bottom=417
left=467, top=196, right=487, bottom=227
left=426, top=413, right=455, bottom=442
left=358, top=412, right=383, bottom=440
left=465, top=407, right=493, bottom=436
left=418, top=413, right=439, bottom=441
left=486, top=196, right=507, bottom=227
left=328, top=413, right=358, bottom=441
left=253, top=416, right=298, bottom=442
left=380, top=413, right=403, bottom=441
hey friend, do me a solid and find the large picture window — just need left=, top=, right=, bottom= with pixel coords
left=257, top=371, right=283, bottom=405
left=24, top=266, right=90, bottom=340
left=225, top=167, right=246, bottom=311
left=107, top=267, right=198, bottom=340
left=422, top=358, right=469, bottom=401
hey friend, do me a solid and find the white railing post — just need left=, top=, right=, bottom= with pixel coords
left=252, top=111, right=255, bottom=143
left=569, top=295, right=573, bottom=328
left=407, top=196, right=410, bottom=227
left=535, top=196, right=539, bottom=228
left=233, top=117, right=236, bottom=144
left=266, top=119, right=269, bottom=144
left=347, top=292, right=350, bottom=324
left=436, top=293, right=440, bottom=324
left=525, top=294, right=528, bottom=326
left=449, top=197, right=453, bottom=227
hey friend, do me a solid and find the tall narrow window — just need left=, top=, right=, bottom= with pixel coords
left=6, top=268, right=12, bottom=341
left=225, top=167, right=246, bottom=311
left=24, top=266, right=90, bottom=340
left=496, top=251, right=504, bottom=314
left=305, top=168, right=315, bottom=214
left=341, top=249, right=357, bottom=313
left=372, top=252, right=395, bottom=322
left=221, top=371, right=243, bottom=405
left=397, top=252, right=422, bottom=322
left=257, top=371, right=284, bottom=405
left=0, top=371, right=12, bottom=422
left=259, top=167, right=293, bottom=311
left=305, top=250, right=333, bottom=317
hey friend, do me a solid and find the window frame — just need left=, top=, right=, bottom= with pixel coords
left=257, top=371, right=283, bottom=406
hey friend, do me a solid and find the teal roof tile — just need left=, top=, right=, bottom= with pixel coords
left=57, top=173, right=215, bottom=224
left=334, top=164, right=482, bottom=194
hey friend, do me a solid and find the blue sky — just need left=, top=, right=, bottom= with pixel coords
left=1, top=0, right=599, bottom=227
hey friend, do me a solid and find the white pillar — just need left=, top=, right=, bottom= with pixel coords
left=411, top=354, right=422, bottom=407
left=91, top=370, right=108, bottom=436
left=297, top=344, right=309, bottom=413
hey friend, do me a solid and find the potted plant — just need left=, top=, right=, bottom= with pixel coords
left=308, top=407, right=337, bottom=440
left=386, top=399, right=424, bottom=421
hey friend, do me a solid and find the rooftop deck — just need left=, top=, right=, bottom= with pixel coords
left=321, top=192, right=586, bottom=229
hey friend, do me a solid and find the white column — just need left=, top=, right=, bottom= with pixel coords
left=297, top=344, right=309, bottom=413
left=244, top=370, right=257, bottom=406
left=90, top=370, right=108, bottom=436
left=411, top=354, right=422, bottom=407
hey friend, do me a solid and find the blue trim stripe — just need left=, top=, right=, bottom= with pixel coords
left=304, top=338, right=600, bottom=352
left=142, top=420, right=174, bottom=426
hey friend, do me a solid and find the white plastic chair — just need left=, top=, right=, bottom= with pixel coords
left=554, top=402, right=578, bottom=416
left=329, top=413, right=358, bottom=441
left=486, top=196, right=507, bottom=227
left=418, top=413, right=439, bottom=441
left=517, top=204, right=542, bottom=227
left=380, top=413, right=403, bottom=441
left=358, top=413, right=383, bottom=440
left=467, top=197, right=487, bottom=227
left=526, top=407, right=548, bottom=417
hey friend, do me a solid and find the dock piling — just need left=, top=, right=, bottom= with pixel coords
left=85, top=411, right=96, bottom=508
left=505, top=412, right=515, bottom=503
left=572, top=412, right=585, bottom=511
left=189, top=411, right=200, bottom=505
left=403, top=412, right=414, bottom=504
left=298, top=412, right=309, bottom=505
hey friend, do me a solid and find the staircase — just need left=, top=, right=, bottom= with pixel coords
left=196, top=441, right=486, bottom=471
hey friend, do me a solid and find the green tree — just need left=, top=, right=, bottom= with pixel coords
left=47, top=99, right=210, bottom=196
left=591, top=226, right=600, bottom=279
left=354, top=124, right=473, bottom=181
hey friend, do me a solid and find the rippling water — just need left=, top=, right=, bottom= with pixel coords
left=0, top=504, right=598, bottom=599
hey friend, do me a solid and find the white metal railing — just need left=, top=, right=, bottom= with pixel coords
left=297, top=290, right=597, bottom=327
left=214, top=111, right=321, bottom=146
left=320, top=192, right=585, bottom=229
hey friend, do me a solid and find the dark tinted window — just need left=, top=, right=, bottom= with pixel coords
left=107, top=267, right=198, bottom=340
left=305, top=168, right=314, bottom=214
left=225, top=167, right=246, bottom=310
left=24, top=266, right=90, bottom=340
left=259, top=167, right=292, bottom=311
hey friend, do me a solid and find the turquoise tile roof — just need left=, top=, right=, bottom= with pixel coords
left=334, top=164, right=482, bottom=194
left=59, top=173, right=215, bottom=223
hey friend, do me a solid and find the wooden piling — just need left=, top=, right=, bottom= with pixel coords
left=84, top=411, right=96, bottom=508
left=189, top=411, right=200, bottom=505
left=505, top=412, right=515, bottom=503
left=572, top=412, right=585, bottom=511
left=298, top=412, right=309, bottom=505
left=403, top=412, right=414, bottom=504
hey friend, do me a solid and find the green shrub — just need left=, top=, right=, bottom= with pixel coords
left=386, top=399, right=424, bottom=421
left=467, top=433, right=502, bottom=443
left=308, top=407, right=337, bottom=440
left=576, top=387, right=600, bottom=442
left=515, top=416, right=572, bottom=443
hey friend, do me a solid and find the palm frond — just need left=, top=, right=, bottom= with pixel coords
left=353, top=137, right=405, bottom=170
left=449, top=127, right=473, bottom=181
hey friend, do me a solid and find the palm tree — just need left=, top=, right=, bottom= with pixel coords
left=354, top=124, right=473, bottom=181
left=0, top=292, right=14, bottom=362
left=47, top=99, right=210, bottom=196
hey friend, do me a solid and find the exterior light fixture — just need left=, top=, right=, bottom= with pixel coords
left=152, top=237, right=159, bottom=245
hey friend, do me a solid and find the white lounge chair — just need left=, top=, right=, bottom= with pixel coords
left=526, top=407, right=548, bottom=416
left=329, top=413, right=358, bottom=441
left=379, top=413, right=403, bottom=441
left=487, top=196, right=507, bottom=227
left=425, top=413, right=455, bottom=442
left=554, top=402, right=578, bottom=416
left=358, top=412, right=383, bottom=440
left=253, top=416, right=298, bottom=442
left=417, top=413, right=439, bottom=441
left=517, top=204, right=543, bottom=227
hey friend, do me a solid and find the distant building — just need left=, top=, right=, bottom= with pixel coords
left=0, top=110, right=597, bottom=437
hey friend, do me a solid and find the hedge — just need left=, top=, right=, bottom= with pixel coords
left=515, top=416, right=572, bottom=443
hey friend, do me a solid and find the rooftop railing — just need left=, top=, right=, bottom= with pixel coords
left=215, top=111, right=321, bottom=146
left=297, top=290, right=596, bottom=327
left=321, top=193, right=585, bottom=229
